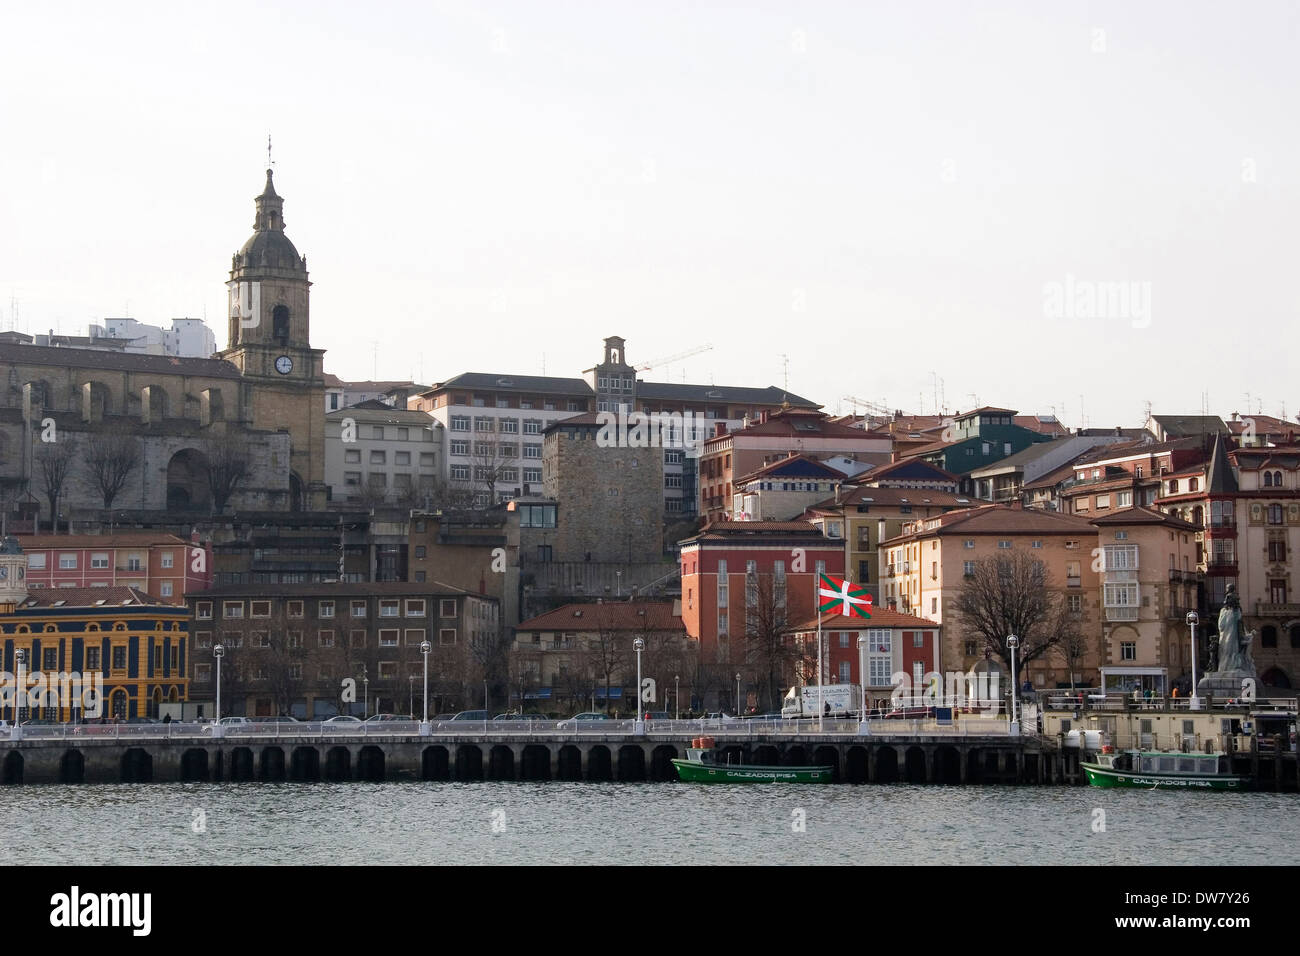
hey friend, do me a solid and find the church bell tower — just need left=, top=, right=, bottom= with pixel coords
left=217, top=168, right=328, bottom=509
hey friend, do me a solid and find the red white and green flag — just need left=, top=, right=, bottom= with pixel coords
left=817, top=573, right=872, bottom=618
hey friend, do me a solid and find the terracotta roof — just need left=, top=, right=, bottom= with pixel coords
left=704, top=408, right=889, bottom=445
left=1226, top=414, right=1300, bottom=436
left=16, top=586, right=166, bottom=608
left=516, top=601, right=682, bottom=632
left=882, top=503, right=1095, bottom=544
left=1088, top=505, right=1199, bottom=530
left=804, top=485, right=972, bottom=512
left=1013, top=415, right=1069, bottom=436
left=19, top=532, right=192, bottom=550
left=790, top=609, right=940, bottom=631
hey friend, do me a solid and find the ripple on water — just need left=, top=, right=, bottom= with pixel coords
left=0, top=783, right=1296, bottom=865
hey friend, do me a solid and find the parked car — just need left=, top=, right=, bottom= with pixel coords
left=451, top=710, right=489, bottom=721
left=261, top=715, right=302, bottom=723
left=492, top=713, right=525, bottom=721
left=364, top=713, right=404, bottom=722
left=202, top=716, right=251, bottom=734
left=433, top=714, right=456, bottom=721
left=324, top=715, right=362, bottom=723
left=556, top=712, right=610, bottom=728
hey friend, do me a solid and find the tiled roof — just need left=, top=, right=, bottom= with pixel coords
left=1150, top=415, right=1229, bottom=436
left=636, top=382, right=817, bottom=407
left=706, top=408, right=889, bottom=445
left=882, top=504, right=1095, bottom=543
left=1071, top=436, right=1201, bottom=466
left=805, top=485, right=972, bottom=512
left=861, top=458, right=959, bottom=484
left=16, top=586, right=165, bottom=608
left=789, top=609, right=941, bottom=631
left=955, top=405, right=1018, bottom=418
left=516, top=601, right=682, bottom=631
left=18, top=533, right=192, bottom=550
left=1, top=342, right=241, bottom=378
left=1088, top=505, right=1199, bottom=530
left=425, top=372, right=591, bottom=396
left=734, top=455, right=846, bottom=485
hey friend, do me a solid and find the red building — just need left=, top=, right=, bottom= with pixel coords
left=17, top=532, right=212, bottom=605
left=789, top=609, right=941, bottom=710
left=679, top=520, right=844, bottom=707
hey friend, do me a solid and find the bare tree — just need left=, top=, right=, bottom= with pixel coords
left=1054, top=617, right=1090, bottom=692
left=0, top=478, right=30, bottom=537
left=470, top=436, right=519, bottom=506
left=953, top=552, right=1067, bottom=673
left=35, top=436, right=78, bottom=531
left=84, top=429, right=141, bottom=508
left=741, top=574, right=802, bottom=712
left=589, top=617, right=630, bottom=715
left=203, top=431, right=250, bottom=514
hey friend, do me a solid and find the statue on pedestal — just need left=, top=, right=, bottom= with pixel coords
left=1215, top=584, right=1255, bottom=676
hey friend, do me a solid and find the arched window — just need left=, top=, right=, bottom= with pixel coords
left=1291, top=624, right=1300, bottom=649
left=272, top=305, right=290, bottom=344
left=1262, top=625, right=1278, bottom=648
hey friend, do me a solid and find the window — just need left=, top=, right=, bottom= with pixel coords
left=27, top=553, right=46, bottom=569
left=523, top=444, right=542, bottom=459
left=90, top=553, right=109, bottom=569
left=86, top=647, right=101, bottom=670
left=450, top=440, right=469, bottom=455
left=351, top=629, right=367, bottom=648
left=1268, top=504, right=1284, bottom=525
left=112, top=647, right=127, bottom=671
left=440, top=628, right=457, bottom=646
left=380, top=599, right=400, bottom=618
left=287, top=631, right=302, bottom=648
left=369, top=450, right=386, bottom=465
left=1117, top=491, right=1132, bottom=507
left=963, top=539, right=975, bottom=549
left=1067, top=594, right=1082, bottom=613
left=160, top=582, right=173, bottom=597
left=59, top=553, right=77, bottom=569
left=288, top=601, right=304, bottom=618
left=344, top=471, right=362, bottom=487
left=126, top=555, right=143, bottom=571
left=500, top=418, right=518, bottom=434
left=319, top=629, right=335, bottom=647
left=1268, top=536, right=1287, bottom=563
left=523, top=468, right=541, bottom=483
left=223, top=601, right=244, bottom=619
left=351, top=600, right=367, bottom=618
left=379, top=629, right=399, bottom=647
left=440, top=599, right=458, bottom=618
left=1262, top=625, right=1278, bottom=648
left=451, top=464, right=470, bottom=481
left=319, top=600, right=335, bottom=618
left=395, top=451, right=411, bottom=466
left=406, top=628, right=427, bottom=645
left=838, top=661, right=851, bottom=683
left=523, top=420, right=542, bottom=435
left=964, top=640, right=978, bottom=657
left=1269, top=580, right=1288, bottom=605
left=251, top=600, right=271, bottom=618
left=997, top=540, right=1012, bottom=549
left=1103, top=545, right=1138, bottom=571
left=1104, top=582, right=1139, bottom=607
left=196, top=631, right=212, bottom=649
left=1120, top=642, right=1136, bottom=661
left=197, top=601, right=212, bottom=620
left=450, top=415, right=470, bottom=431
left=406, top=599, right=426, bottom=617
left=414, top=545, right=427, bottom=559
left=474, top=417, right=494, bottom=432
left=963, top=560, right=975, bottom=577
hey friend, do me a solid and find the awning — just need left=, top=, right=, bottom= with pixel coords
left=593, top=687, right=627, bottom=699
left=524, top=688, right=553, bottom=699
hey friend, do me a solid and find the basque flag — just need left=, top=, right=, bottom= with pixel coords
left=817, top=573, right=872, bottom=618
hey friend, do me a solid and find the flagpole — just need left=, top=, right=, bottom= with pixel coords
left=816, top=573, right=823, bottom=732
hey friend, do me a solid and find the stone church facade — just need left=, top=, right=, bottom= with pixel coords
left=0, top=169, right=326, bottom=525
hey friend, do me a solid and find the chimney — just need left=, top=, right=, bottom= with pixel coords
left=1114, top=426, right=1121, bottom=436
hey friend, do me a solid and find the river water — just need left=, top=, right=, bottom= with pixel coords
left=3, top=783, right=1296, bottom=865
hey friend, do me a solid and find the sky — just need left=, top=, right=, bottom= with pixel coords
left=1, top=0, right=1296, bottom=428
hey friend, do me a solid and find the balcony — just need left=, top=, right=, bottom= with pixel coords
left=1205, top=555, right=1238, bottom=572
left=1256, top=602, right=1300, bottom=618
left=1105, top=606, right=1139, bottom=622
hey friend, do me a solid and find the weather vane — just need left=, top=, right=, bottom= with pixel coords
left=267, top=134, right=274, bottom=169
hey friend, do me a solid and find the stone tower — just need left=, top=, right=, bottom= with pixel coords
left=0, top=536, right=27, bottom=609
left=584, top=335, right=636, bottom=414
left=218, top=169, right=328, bottom=509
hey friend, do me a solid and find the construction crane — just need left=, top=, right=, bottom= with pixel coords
left=635, top=343, right=713, bottom=373
left=842, top=395, right=894, bottom=418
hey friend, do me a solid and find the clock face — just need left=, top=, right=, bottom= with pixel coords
left=275, top=355, right=294, bottom=375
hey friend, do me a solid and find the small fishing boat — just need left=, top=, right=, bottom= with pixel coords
left=671, top=737, right=832, bottom=783
left=1081, top=748, right=1248, bottom=791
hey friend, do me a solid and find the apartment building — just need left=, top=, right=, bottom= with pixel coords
left=17, top=532, right=211, bottom=604
left=324, top=400, right=442, bottom=505
left=187, top=582, right=499, bottom=718
left=879, top=504, right=1101, bottom=688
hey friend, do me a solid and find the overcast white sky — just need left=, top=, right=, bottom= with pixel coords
left=1, top=1, right=1295, bottom=428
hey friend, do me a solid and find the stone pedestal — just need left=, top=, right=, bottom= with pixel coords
left=1197, top=671, right=1256, bottom=701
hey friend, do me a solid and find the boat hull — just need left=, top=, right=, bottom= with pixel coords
left=671, top=759, right=832, bottom=784
left=1081, top=762, right=1248, bottom=791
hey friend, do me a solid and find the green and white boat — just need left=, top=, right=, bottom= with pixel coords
left=672, top=745, right=832, bottom=784
left=1081, top=749, right=1248, bottom=791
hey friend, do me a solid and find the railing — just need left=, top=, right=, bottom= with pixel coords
left=9, top=716, right=1027, bottom=741
left=1205, top=556, right=1237, bottom=571
left=1207, top=515, right=1236, bottom=529
left=1256, top=602, right=1300, bottom=618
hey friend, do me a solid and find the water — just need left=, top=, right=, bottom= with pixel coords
left=3, top=783, right=1297, bottom=865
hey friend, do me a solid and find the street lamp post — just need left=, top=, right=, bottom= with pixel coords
left=735, top=672, right=742, bottom=717
left=213, top=644, right=225, bottom=738
left=14, top=648, right=25, bottom=732
left=363, top=673, right=369, bottom=719
left=420, top=640, right=432, bottom=736
left=408, top=675, right=415, bottom=719
left=1007, top=634, right=1020, bottom=735
left=634, top=637, right=645, bottom=733
left=1187, top=611, right=1202, bottom=710
left=857, top=634, right=868, bottom=726
left=674, top=674, right=680, bottom=721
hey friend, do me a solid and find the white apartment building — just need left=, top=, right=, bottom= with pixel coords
left=324, top=401, right=443, bottom=505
